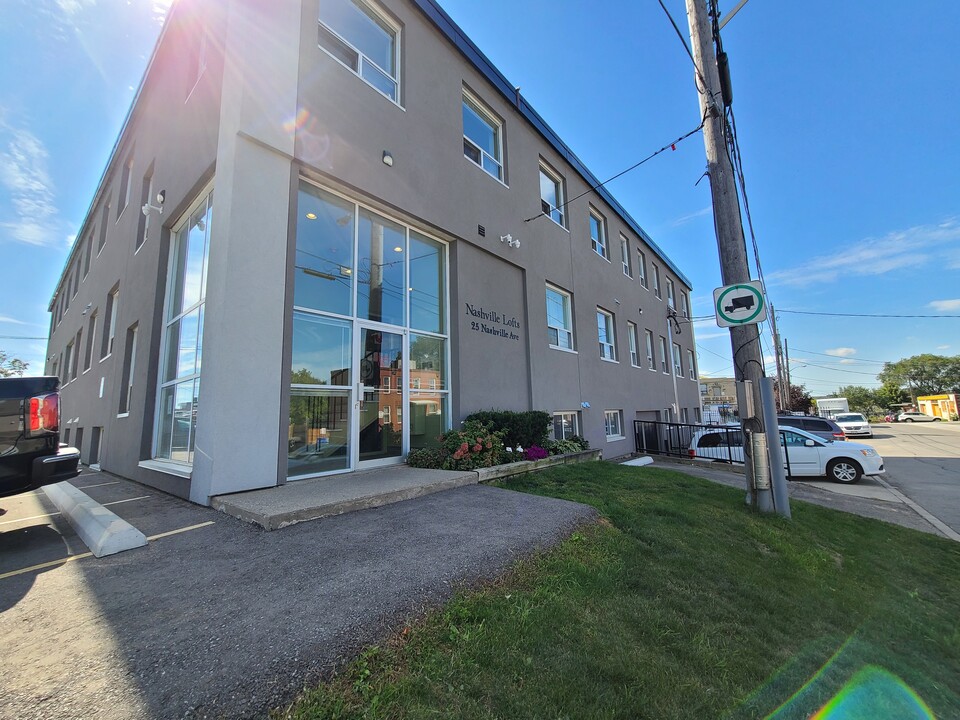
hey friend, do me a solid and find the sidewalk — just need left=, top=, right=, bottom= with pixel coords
left=646, top=456, right=954, bottom=539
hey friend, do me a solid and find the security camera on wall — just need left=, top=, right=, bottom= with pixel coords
left=142, top=188, right=166, bottom=217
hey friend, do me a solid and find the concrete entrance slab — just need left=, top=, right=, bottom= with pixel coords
left=211, top=465, right=478, bottom=530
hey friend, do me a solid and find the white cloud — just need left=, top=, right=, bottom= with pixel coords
left=839, top=359, right=856, bottom=365
left=825, top=347, right=857, bottom=358
left=0, top=315, right=27, bottom=325
left=56, top=0, right=96, bottom=15
left=938, top=345, right=951, bottom=350
left=671, top=206, right=711, bottom=227
left=929, top=299, right=960, bottom=312
left=767, top=219, right=960, bottom=287
left=0, top=117, right=62, bottom=247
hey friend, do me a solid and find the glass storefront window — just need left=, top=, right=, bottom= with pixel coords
left=358, top=208, right=406, bottom=325
left=294, top=184, right=355, bottom=316
left=288, top=388, right=351, bottom=477
left=291, top=312, right=352, bottom=387
left=409, top=231, right=445, bottom=333
left=409, top=334, right=446, bottom=390
left=409, top=391, right=446, bottom=449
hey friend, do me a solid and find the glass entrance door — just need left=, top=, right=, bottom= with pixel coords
left=357, top=326, right=404, bottom=467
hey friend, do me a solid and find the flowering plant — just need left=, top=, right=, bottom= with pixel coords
left=523, top=445, right=549, bottom=461
left=436, top=420, right=506, bottom=470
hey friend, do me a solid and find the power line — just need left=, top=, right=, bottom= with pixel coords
left=790, top=359, right=882, bottom=377
left=789, top=347, right=889, bottom=365
left=779, top=309, right=960, bottom=319
left=655, top=0, right=709, bottom=91
left=524, top=120, right=705, bottom=224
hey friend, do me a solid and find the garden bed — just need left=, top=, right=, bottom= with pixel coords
left=473, top=449, right=601, bottom=482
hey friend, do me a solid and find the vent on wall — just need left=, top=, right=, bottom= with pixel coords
left=478, top=225, right=485, bottom=237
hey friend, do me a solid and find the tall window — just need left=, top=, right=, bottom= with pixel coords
left=673, top=342, right=683, bottom=376
left=539, top=165, right=564, bottom=226
left=155, top=189, right=212, bottom=464
left=620, top=234, right=631, bottom=276
left=597, top=309, right=616, bottom=361
left=83, top=311, right=97, bottom=372
left=318, top=0, right=400, bottom=102
left=97, top=198, right=110, bottom=254
left=136, top=168, right=154, bottom=251
left=680, top=291, right=690, bottom=318
left=637, top=249, right=647, bottom=288
left=118, top=324, right=138, bottom=415
left=687, top=349, right=697, bottom=380
left=83, top=236, right=93, bottom=278
left=101, top=286, right=119, bottom=359
left=644, top=329, right=655, bottom=369
left=604, top=410, right=624, bottom=440
left=659, top=335, right=669, bottom=374
left=64, top=340, right=75, bottom=383
left=652, top=264, right=661, bottom=299
left=627, top=322, right=640, bottom=367
left=462, top=91, right=502, bottom=181
left=590, top=208, right=607, bottom=259
left=546, top=285, right=573, bottom=350
left=117, top=155, right=133, bottom=219
left=667, top=278, right=676, bottom=309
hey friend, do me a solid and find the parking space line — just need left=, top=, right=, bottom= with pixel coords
left=147, top=521, right=216, bottom=541
left=73, top=481, right=122, bottom=490
left=1, top=520, right=216, bottom=582
left=0, top=496, right=152, bottom=527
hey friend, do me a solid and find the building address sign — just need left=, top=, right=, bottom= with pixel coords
left=464, top=303, right=521, bottom=341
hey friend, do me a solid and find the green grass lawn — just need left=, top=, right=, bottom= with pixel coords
left=274, top=463, right=960, bottom=720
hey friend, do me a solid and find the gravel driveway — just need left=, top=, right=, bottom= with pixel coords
left=0, top=483, right=597, bottom=720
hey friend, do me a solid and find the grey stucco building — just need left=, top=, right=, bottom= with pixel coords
left=46, top=0, right=702, bottom=505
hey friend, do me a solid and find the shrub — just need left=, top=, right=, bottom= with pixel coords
left=437, top=420, right=506, bottom=471
left=464, top=410, right=552, bottom=449
left=524, top=445, right=549, bottom=461
left=549, top=438, right=588, bottom=455
left=406, top=447, right=447, bottom=469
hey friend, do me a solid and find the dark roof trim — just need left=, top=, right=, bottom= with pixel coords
left=413, top=0, right=692, bottom=288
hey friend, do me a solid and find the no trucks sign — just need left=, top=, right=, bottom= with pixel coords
left=713, top=281, right=767, bottom=327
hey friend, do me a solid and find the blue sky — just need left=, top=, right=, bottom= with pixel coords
left=1, top=0, right=958, bottom=398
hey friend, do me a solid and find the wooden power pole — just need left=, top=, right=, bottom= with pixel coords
left=685, top=0, right=779, bottom=513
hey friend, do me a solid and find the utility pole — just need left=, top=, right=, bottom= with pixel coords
left=685, top=0, right=787, bottom=516
left=770, top=304, right=786, bottom=411
left=784, top=339, right=792, bottom=410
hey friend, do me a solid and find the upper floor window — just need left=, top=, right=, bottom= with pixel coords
left=652, top=263, right=661, bottom=299
left=318, top=0, right=399, bottom=102
left=644, top=329, right=655, bottom=369
left=627, top=322, right=640, bottom=367
left=619, top=234, right=631, bottom=276
left=687, top=349, right=697, bottom=380
left=637, top=249, right=647, bottom=288
left=597, top=308, right=616, bottom=361
left=546, top=285, right=574, bottom=350
left=666, top=278, right=675, bottom=309
left=680, top=291, right=689, bottom=318
left=117, top=155, right=133, bottom=219
left=539, top=165, right=564, bottom=227
left=659, top=335, right=669, bottom=373
left=672, top=342, right=683, bottom=377
left=462, top=91, right=503, bottom=181
left=590, top=209, right=608, bottom=259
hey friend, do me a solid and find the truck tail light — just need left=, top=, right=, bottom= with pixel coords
left=28, top=392, right=60, bottom=435
left=833, top=431, right=845, bottom=440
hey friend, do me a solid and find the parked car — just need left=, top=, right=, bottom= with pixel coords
left=833, top=412, right=873, bottom=438
left=777, top=414, right=846, bottom=441
left=1, top=376, right=80, bottom=498
left=897, top=411, right=940, bottom=423
left=686, top=425, right=884, bottom=483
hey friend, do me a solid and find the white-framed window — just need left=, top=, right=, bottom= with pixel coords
left=136, top=168, right=154, bottom=251
left=83, top=236, right=93, bottom=278
left=667, top=278, right=675, bottom=309
left=590, top=208, right=608, bottom=259
left=97, top=198, right=110, bottom=254
left=627, top=321, right=640, bottom=367
left=118, top=323, right=138, bottom=415
left=117, top=154, right=133, bottom=219
left=83, top=311, right=97, bottom=372
left=652, top=264, right=661, bottom=299
left=620, top=234, right=631, bottom=276
left=644, top=329, right=655, bottom=370
left=659, top=335, right=669, bottom=374
left=382, top=404, right=391, bottom=424
left=637, top=249, right=647, bottom=288
left=462, top=90, right=503, bottom=182
left=101, top=286, right=119, bottom=359
left=604, top=410, right=624, bottom=440
left=680, top=407, right=689, bottom=424
left=680, top=291, right=690, bottom=319
left=154, top=188, right=213, bottom=465
left=383, top=376, right=391, bottom=393
left=64, top=340, right=75, bottom=383
left=546, top=285, right=574, bottom=350
left=539, top=165, right=565, bottom=227
left=553, top=411, right=580, bottom=440
left=673, top=342, right=683, bottom=377
left=597, top=308, right=616, bottom=361
left=318, top=0, right=400, bottom=103
left=687, top=349, right=697, bottom=380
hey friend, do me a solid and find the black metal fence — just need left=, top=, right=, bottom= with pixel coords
left=633, top=420, right=744, bottom=463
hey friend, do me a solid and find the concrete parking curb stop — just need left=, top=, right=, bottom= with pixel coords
left=42, top=481, right=148, bottom=557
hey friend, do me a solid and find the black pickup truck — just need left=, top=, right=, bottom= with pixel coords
left=0, top=376, right=80, bottom=498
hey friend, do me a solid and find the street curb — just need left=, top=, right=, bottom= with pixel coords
left=43, top=481, right=148, bottom=557
left=874, top=476, right=960, bottom=543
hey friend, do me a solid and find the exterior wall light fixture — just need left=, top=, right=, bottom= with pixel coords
left=382, top=151, right=394, bottom=166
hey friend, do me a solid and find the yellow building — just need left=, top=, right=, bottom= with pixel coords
left=917, top=394, right=958, bottom=420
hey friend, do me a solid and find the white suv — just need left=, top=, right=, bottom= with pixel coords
left=834, top=413, right=873, bottom=438
left=897, top=411, right=939, bottom=423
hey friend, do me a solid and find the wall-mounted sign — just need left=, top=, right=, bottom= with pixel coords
left=464, top=303, right=521, bottom=341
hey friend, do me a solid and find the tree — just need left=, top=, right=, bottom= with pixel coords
left=878, top=354, right=960, bottom=400
left=836, top=385, right=879, bottom=416
left=774, top=381, right=813, bottom=413
left=0, top=350, right=28, bottom=378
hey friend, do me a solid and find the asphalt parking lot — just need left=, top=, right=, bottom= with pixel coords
left=0, top=469, right=597, bottom=720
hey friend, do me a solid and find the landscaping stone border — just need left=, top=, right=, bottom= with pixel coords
left=474, top=449, right=602, bottom=482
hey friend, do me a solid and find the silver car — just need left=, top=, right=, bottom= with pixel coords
left=897, top=411, right=940, bottom=423
left=834, top=413, right=873, bottom=438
